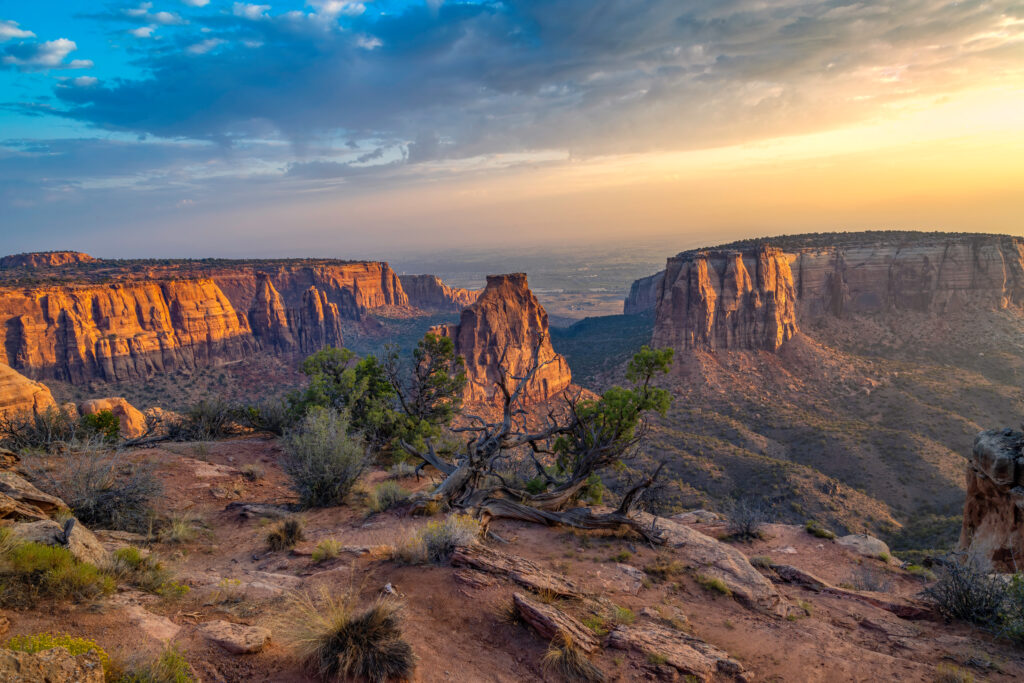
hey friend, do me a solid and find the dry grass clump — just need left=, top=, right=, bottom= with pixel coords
left=267, top=518, right=305, bottom=551
left=805, top=519, right=836, bottom=539
left=0, top=532, right=114, bottom=607
left=934, top=663, right=975, bottom=683
left=395, top=514, right=480, bottom=565
left=368, top=482, right=410, bottom=513
left=694, top=573, right=732, bottom=597
left=158, top=515, right=198, bottom=544
left=312, top=539, right=342, bottom=563
left=280, top=587, right=416, bottom=683
left=106, top=546, right=188, bottom=599
left=541, top=632, right=606, bottom=683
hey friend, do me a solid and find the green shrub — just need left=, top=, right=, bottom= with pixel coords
left=119, top=644, right=195, bottom=682
left=158, top=515, right=197, bottom=544
left=267, top=518, right=305, bottom=552
left=396, top=514, right=480, bottom=564
left=107, top=547, right=187, bottom=599
left=242, top=399, right=294, bottom=436
left=168, top=399, right=240, bottom=441
left=749, top=555, right=774, bottom=569
left=368, top=481, right=410, bottom=513
left=282, top=589, right=416, bottom=683
left=5, top=632, right=112, bottom=672
left=805, top=520, right=836, bottom=539
left=0, top=542, right=114, bottom=606
left=80, top=411, right=121, bottom=443
left=281, top=409, right=370, bottom=508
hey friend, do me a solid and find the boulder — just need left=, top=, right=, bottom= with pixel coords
left=836, top=534, right=892, bottom=560
left=0, top=646, right=104, bottom=683
left=11, top=519, right=108, bottom=566
left=78, top=397, right=147, bottom=439
left=0, top=364, right=55, bottom=419
left=122, top=603, right=181, bottom=642
left=0, top=471, right=67, bottom=515
left=634, top=513, right=782, bottom=613
left=197, top=620, right=271, bottom=654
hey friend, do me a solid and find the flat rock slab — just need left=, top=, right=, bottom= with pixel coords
left=11, top=519, right=108, bottom=566
left=768, top=563, right=934, bottom=620
left=634, top=513, right=782, bottom=613
left=837, top=534, right=892, bottom=560
left=513, top=592, right=599, bottom=653
left=123, top=604, right=181, bottom=642
left=451, top=544, right=583, bottom=598
left=606, top=623, right=745, bottom=682
left=0, top=471, right=66, bottom=514
left=197, top=620, right=271, bottom=654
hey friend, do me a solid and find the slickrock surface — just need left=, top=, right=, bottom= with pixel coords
left=399, top=274, right=479, bottom=312
left=959, top=428, right=1024, bottom=570
left=433, top=273, right=572, bottom=405
left=0, top=260, right=408, bottom=382
left=0, top=364, right=55, bottom=417
left=633, top=233, right=1024, bottom=352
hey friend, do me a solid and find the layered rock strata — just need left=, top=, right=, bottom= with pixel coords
left=634, top=234, right=1024, bottom=352
left=399, top=274, right=479, bottom=312
left=0, top=251, right=97, bottom=269
left=0, top=261, right=405, bottom=382
left=432, top=273, right=572, bottom=405
left=0, top=363, right=56, bottom=417
left=959, top=428, right=1024, bottom=571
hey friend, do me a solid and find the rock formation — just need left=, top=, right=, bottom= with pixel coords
left=399, top=274, right=479, bottom=312
left=958, top=428, right=1024, bottom=570
left=0, top=260, right=408, bottom=383
left=623, top=272, right=663, bottom=316
left=633, top=233, right=1024, bottom=353
left=653, top=247, right=798, bottom=351
left=0, top=251, right=98, bottom=269
left=0, top=363, right=55, bottom=418
left=79, top=397, right=147, bottom=439
left=432, top=273, right=572, bottom=405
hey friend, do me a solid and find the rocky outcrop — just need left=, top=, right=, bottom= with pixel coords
left=0, top=647, right=105, bottom=683
left=399, top=274, right=479, bottom=313
left=432, top=273, right=572, bottom=405
left=623, top=272, right=663, bottom=316
left=0, top=364, right=55, bottom=417
left=197, top=620, right=272, bottom=654
left=78, top=397, right=147, bottom=438
left=959, top=428, right=1024, bottom=570
left=12, top=519, right=109, bottom=566
left=0, top=261, right=408, bottom=383
left=638, top=233, right=1024, bottom=353
left=653, top=247, right=798, bottom=351
left=1, top=251, right=97, bottom=269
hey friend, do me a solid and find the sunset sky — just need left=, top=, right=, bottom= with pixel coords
left=0, top=1, right=1022, bottom=258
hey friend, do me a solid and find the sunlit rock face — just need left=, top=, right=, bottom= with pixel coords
left=959, top=428, right=1024, bottom=571
left=399, top=274, right=479, bottom=313
left=432, top=273, right=572, bottom=406
left=0, top=363, right=55, bottom=418
left=635, top=234, right=1024, bottom=352
left=0, top=252, right=98, bottom=269
left=0, top=261, right=407, bottom=383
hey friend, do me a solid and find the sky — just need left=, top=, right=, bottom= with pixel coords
left=0, top=1, right=1022, bottom=259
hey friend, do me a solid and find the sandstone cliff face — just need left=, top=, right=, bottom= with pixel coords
left=959, top=428, right=1024, bottom=571
left=0, top=364, right=55, bottom=418
left=434, top=273, right=572, bottom=405
left=641, top=235, right=1024, bottom=352
left=0, top=261, right=404, bottom=382
left=1, top=252, right=97, bottom=269
left=399, top=275, right=479, bottom=313
left=623, top=272, right=663, bottom=316
left=653, top=247, right=798, bottom=351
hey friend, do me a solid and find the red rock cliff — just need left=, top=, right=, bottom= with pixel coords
left=1, top=252, right=97, bottom=269
left=399, top=275, right=479, bottom=313
left=0, top=364, right=55, bottom=417
left=642, top=234, right=1024, bottom=353
left=0, top=261, right=404, bottom=382
left=433, top=273, right=572, bottom=405
left=959, top=428, right=1024, bottom=570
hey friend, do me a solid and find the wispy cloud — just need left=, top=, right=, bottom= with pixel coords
left=2, top=38, right=89, bottom=71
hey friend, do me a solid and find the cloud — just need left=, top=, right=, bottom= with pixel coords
left=185, top=38, right=224, bottom=55
left=182, top=0, right=210, bottom=7
left=71, top=76, right=98, bottom=87
left=233, top=4, right=271, bottom=20
left=308, top=1, right=366, bottom=18
left=129, top=26, right=157, bottom=38
left=120, top=3, right=187, bottom=26
left=0, top=20, right=35, bottom=41
left=2, top=38, right=85, bottom=71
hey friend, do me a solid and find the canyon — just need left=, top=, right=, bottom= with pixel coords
left=0, top=257, right=477, bottom=384
left=399, top=274, right=479, bottom=313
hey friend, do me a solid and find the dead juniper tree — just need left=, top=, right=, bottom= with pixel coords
left=401, top=340, right=674, bottom=542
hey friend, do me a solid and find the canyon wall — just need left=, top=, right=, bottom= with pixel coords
left=623, top=272, right=663, bottom=316
left=1, top=252, right=97, bottom=269
left=0, top=364, right=55, bottom=418
left=399, top=275, right=479, bottom=313
left=638, top=234, right=1024, bottom=352
left=959, top=428, right=1024, bottom=571
left=0, top=261, right=405, bottom=383
left=433, top=273, right=572, bottom=405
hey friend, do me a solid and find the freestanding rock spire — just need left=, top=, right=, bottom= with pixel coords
left=433, top=273, right=572, bottom=405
